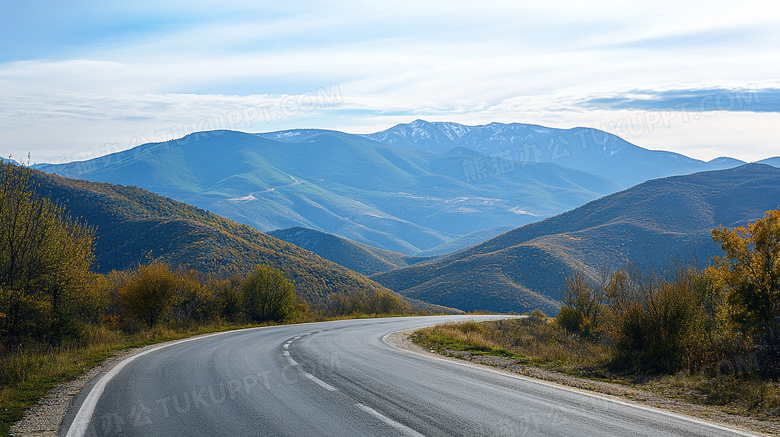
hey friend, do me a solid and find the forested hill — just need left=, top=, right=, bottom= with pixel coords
left=31, top=170, right=436, bottom=307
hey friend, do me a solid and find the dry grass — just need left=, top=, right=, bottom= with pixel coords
left=642, top=373, right=780, bottom=419
left=412, top=317, right=610, bottom=368
left=1, top=326, right=119, bottom=435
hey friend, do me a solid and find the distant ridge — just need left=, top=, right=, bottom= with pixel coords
left=34, top=121, right=768, bottom=256
left=371, top=164, right=780, bottom=314
left=758, top=157, right=780, bottom=168
left=364, top=119, right=746, bottom=187
left=708, top=156, right=746, bottom=166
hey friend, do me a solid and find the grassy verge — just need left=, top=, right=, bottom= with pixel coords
left=412, top=317, right=611, bottom=370
left=411, top=317, right=780, bottom=421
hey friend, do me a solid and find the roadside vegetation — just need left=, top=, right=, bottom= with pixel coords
left=414, top=208, right=780, bottom=421
left=0, top=162, right=423, bottom=435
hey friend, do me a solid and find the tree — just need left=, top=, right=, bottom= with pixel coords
left=0, top=163, right=95, bottom=347
left=211, top=274, right=243, bottom=322
left=117, top=262, right=179, bottom=329
left=365, top=290, right=407, bottom=315
left=171, top=269, right=218, bottom=325
left=242, top=265, right=298, bottom=322
left=710, top=209, right=780, bottom=374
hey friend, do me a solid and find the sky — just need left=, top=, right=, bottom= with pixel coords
left=1, top=0, right=778, bottom=164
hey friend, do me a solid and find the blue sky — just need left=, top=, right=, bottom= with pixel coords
left=1, top=0, right=778, bottom=163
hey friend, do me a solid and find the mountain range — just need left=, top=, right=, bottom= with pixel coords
left=369, top=164, right=780, bottom=314
left=35, top=120, right=771, bottom=255
left=364, top=120, right=731, bottom=187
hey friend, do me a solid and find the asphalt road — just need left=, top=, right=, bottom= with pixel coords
left=61, top=315, right=755, bottom=436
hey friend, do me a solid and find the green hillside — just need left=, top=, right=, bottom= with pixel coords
left=371, top=164, right=780, bottom=314
left=31, top=170, right=447, bottom=310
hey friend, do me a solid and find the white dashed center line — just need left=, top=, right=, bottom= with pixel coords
left=355, top=403, right=425, bottom=437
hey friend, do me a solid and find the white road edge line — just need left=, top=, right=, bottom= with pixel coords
left=63, top=320, right=356, bottom=436
left=302, top=372, right=338, bottom=392
left=355, top=402, right=425, bottom=437
left=65, top=330, right=234, bottom=437
left=381, top=331, right=758, bottom=437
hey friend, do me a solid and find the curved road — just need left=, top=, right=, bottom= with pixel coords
left=61, top=316, right=755, bottom=436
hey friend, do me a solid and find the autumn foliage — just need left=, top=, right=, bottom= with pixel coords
left=0, top=163, right=95, bottom=347
left=557, top=208, right=780, bottom=377
left=709, top=209, right=780, bottom=376
left=114, top=262, right=181, bottom=329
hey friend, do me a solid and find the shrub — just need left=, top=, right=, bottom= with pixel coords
left=365, top=290, right=407, bottom=315
left=241, top=265, right=298, bottom=323
left=605, top=268, right=705, bottom=373
left=557, top=273, right=603, bottom=337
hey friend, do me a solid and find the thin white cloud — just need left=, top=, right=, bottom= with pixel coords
left=1, top=1, right=778, bottom=163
